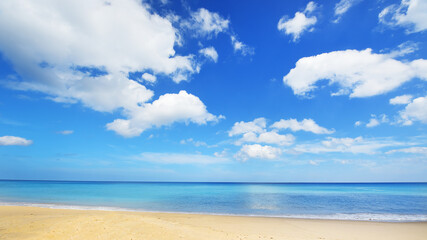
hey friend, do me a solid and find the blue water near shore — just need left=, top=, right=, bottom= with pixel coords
left=1, top=180, right=427, bottom=222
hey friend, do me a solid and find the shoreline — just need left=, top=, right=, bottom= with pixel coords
left=1, top=202, right=427, bottom=223
left=1, top=205, right=427, bottom=240
left=3, top=179, right=427, bottom=183
left=0, top=202, right=427, bottom=223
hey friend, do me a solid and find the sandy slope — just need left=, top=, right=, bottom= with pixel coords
left=0, top=206, right=426, bottom=240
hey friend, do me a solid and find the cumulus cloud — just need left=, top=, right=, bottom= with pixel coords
left=379, top=0, right=427, bottom=33
left=256, top=132, right=294, bottom=146
left=134, top=152, right=229, bottom=164
left=386, top=146, right=427, bottom=154
left=230, top=35, right=254, bottom=56
left=229, top=118, right=294, bottom=146
left=390, top=94, right=413, bottom=105
left=199, top=47, right=218, bottom=62
left=141, top=73, right=157, bottom=83
left=236, top=131, right=295, bottom=146
left=229, top=118, right=296, bottom=146
left=291, top=136, right=404, bottom=154
left=366, top=118, right=380, bottom=128
left=398, top=96, right=427, bottom=125
left=271, top=118, right=334, bottom=134
left=181, top=8, right=252, bottom=56
left=366, top=114, right=388, bottom=128
left=235, top=144, right=282, bottom=162
left=283, top=48, right=427, bottom=98
left=229, top=118, right=267, bottom=136
left=183, top=8, right=229, bottom=37
left=0, top=0, right=222, bottom=137
left=362, top=96, right=426, bottom=127
left=0, top=136, right=33, bottom=146
left=0, top=0, right=197, bottom=84
left=333, top=0, right=362, bottom=23
left=106, top=90, right=222, bottom=137
left=277, top=1, right=317, bottom=41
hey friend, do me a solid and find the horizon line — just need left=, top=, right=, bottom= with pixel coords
left=1, top=179, right=426, bottom=184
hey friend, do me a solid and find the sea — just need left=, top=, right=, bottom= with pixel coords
left=1, top=180, right=426, bottom=222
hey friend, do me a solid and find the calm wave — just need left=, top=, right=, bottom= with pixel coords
left=1, top=180, right=426, bottom=222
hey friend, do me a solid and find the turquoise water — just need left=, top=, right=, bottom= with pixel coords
left=1, top=180, right=426, bottom=222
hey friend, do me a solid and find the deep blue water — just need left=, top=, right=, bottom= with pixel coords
left=1, top=180, right=426, bottom=221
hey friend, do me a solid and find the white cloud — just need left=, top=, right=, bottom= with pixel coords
left=229, top=118, right=267, bottom=136
left=379, top=0, right=427, bottom=33
left=361, top=96, right=427, bottom=126
left=386, top=146, right=427, bottom=154
left=134, top=152, right=229, bottom=164
left=277, top=1, right=317, bottom=41
left=354, top=121, right=362, bottom=126
left=43, top=74, right=154, bottom=112
left=366, top=114, right=388, bottom=128
left=257, top=131, right=294, bottom=146
left=390, top=94, right=413, bottom=105
left=183, top=8, right=229, bottom=37
left=235, top=144, right=282, bottom=162
left=180, top=138, right=207, bottom=147
left=0, top=0, right=222, bottom=138
left=236, top=131, right=295, bottom=146
left=305, top=1, right=317, bottom=13
left=182, top=8, right=252, bottom=56
left=199, top=47, right=218, bottom=62
left=333, top=0, right=362, bottom=23
left=271, top=118, right=334, bottom=134
left=141, top=73, right=157, bottom=83
left=283, top=48, right=427, bottom=98
left=57, top=130, right=74, bottom=135
left=387, top=41, right=419, bottom=58
left=229, top=118, right=295, bottom=146
left=214, top=149, right=228, bottom=158
left=0, top=136, right=33, bottom=146
left=230, top=35, right=254, bottom=56
left=398, top=96, right=427, bottom=125
left=0, top=0, right=197, bottom=84
left=106, top=90, right=222, bottom=137
left=366, top=118, right=380, bottom=128
left=292, top=136, right=404, bottom=154
left=323, top=137, right=362, bottom=147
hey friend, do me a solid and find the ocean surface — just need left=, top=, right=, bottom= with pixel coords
left=1, top=180, right=426, bottom=222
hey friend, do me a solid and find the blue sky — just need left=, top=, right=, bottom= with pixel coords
left=0, top=0, right=426, bottom=182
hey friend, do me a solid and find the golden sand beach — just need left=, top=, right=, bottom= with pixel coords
left=0, top=206, right=426, bottom=240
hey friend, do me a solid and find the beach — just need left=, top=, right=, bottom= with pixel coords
left=1, top=206, right=426, bottom=240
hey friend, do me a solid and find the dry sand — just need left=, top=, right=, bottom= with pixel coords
left=0, top=206, right=426, bottom=240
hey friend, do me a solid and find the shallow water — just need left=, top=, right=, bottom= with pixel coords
left=1, top=180, right=426, bottom=221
